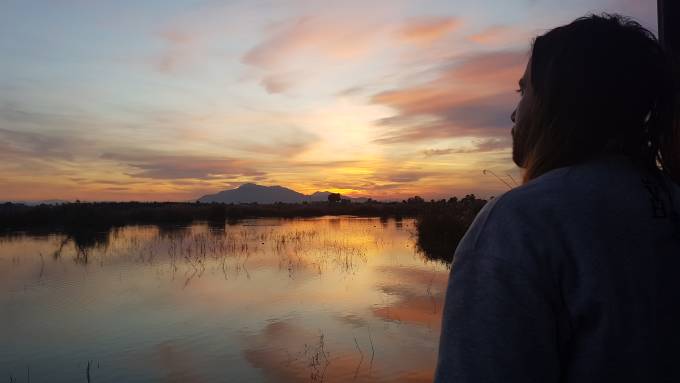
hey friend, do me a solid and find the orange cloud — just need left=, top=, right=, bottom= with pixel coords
left=397, top=17, right=461, bottom=44
left=372, top=266, right=449, bottom=330
left=242, top=319, right=438, bottom=383
left=444, top=50, right=527, bottom=85
left=243, top=16, right=380, bottom=69
left=242, top=15, right=387, bottom=93
left=372, top=50, right=526, bottom=143
left=467, top=25, right=524, bottom=45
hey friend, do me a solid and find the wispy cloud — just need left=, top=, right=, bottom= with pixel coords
left=150, top=1, right=247, bottom=74
left=243, top=16, right=381, bottom=70
left=237, top=127, right=319, bottom=158
left=467, top=25, right=529, bottom=46
left=0, top=105, right=99, bottom=163
left=153, top=23, right=204, bottom=74
left=0, top=127, right=79, bottom=161
left=379, top=170, right=435, bottom=183
left=397, top=16, right=461, bottom=44
left=422, top=137, right=510, bottom=157
left=260, top=75, right=292, bottom=94
left=372, top=50, right=526, bottom=143
left=100, top=152, right=265, bottom=180
left=241, top=15, right=385, bottom=94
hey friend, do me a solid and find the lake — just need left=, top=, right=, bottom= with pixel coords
left=1, top=217, right=450, bottom=382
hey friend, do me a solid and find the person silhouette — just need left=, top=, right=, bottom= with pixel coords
left=435, top=14, right=679, bottom=383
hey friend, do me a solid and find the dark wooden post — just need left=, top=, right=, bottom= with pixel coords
left=658, top=0, right=680, bottom=54
left=658, top=0, right=679, bottom=183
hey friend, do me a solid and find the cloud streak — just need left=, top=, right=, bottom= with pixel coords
left=422, top=137, right=510, bottom=156
left=243, top=16, right=381, bottom=69
left=397, top=17, right=461, bottom=44
left=372, top=50, right=526, bottom=144
left=101, top=152, right=265, bottom=180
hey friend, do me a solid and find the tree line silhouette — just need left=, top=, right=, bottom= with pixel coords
left=0, top=196, right=488, bottom=263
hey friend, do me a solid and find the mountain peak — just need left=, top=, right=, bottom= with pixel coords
left=199, top=183, right=308, bottom=204
left=237, top=183, right=261, bottom=189
left=197, top=184, right=355, bottom=204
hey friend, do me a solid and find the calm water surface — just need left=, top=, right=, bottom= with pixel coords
left=1, top=217, right=449, bottom=382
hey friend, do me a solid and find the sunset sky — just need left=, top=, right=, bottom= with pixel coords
left=0, top=0, right=656, bottom=201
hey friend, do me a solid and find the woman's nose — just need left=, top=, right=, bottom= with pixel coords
left=511, top=109, right=516, bottom=123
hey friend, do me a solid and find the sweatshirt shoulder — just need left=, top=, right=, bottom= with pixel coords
left=482, top=167, right=571, bottom=222
left=462, top=156, right=647, bottom=251
left=497, top=167, right=572, bottom=210
left=455, top=167, right=572, bottom=254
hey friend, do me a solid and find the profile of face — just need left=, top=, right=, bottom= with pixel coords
left=511, top=59, right=534, bottom=168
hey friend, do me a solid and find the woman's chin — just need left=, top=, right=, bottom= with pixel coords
left=512, top=149, right=524, bottom=168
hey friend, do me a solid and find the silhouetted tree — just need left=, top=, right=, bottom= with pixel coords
left=407, top=196, right=425, bottom=204
left=327, top=193, right=341, bottom=203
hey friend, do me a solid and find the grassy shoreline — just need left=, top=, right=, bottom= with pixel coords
left=0, top=196, right=487, bottom=263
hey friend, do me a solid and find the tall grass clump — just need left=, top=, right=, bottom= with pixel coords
left=415, top=195, right=487, bottom=263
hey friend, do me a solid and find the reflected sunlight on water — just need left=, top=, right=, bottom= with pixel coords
left=0, top=217, right=449, bottom=382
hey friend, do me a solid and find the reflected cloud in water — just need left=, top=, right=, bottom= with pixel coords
left=1, top=217, right=449, bottom=382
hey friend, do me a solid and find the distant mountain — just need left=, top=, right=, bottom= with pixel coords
left=197, top=184, right=364, bottom=204
left=198, top=183, right=306, bottom=203
left=309, top=191, right=332, bottom=202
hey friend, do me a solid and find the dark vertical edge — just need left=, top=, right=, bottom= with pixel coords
left=658, top=0, right=664, bottom=44
left=658, top=0, right=680, bottom=55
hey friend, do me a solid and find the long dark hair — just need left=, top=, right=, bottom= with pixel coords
left=518, top=14, right=679, bottom=184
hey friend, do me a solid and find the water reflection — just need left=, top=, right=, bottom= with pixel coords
left=0, top=217, right=449, bottom=382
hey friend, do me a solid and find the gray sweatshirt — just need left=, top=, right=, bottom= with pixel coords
left=435, top=154, right=680, bottom=383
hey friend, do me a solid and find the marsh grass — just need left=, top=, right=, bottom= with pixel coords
left=19, top=219, right=384, bottom=288
left=304, top=332, right=331, bottom=382
left=2, top=196, right=487, bottom=266
left=2, top=217, right=455, bottom=383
